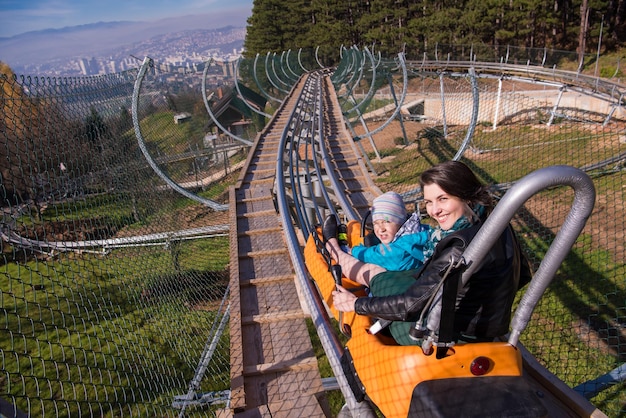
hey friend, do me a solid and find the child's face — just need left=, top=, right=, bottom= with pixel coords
left=373, top=219, right=401, bottom=244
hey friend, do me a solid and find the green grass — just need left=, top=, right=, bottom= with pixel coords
left=1, top=234, right=232, bottom=417
left=517, top=242, right=624, bottom=387
left=140, top=112, right=207, bottom=155
left=369, top=123, right=625, bottom=191
left=198, top=170, right=240, bottom=201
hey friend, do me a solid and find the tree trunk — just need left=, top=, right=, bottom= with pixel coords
left=613, top=0, right=626, bottom=43
left=578, top=0, right=589, bottom=70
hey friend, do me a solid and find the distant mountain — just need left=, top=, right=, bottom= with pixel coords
left=0, top=21, right=139, bottom=40
left=0, top=12, right=248, bottom=69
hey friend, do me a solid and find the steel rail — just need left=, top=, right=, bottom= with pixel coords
left=132, top=57, right=228, bottom=211
left=252, top=53, right=282, bottom=104
left=407, top=60, right=626, bottom=103
left=274, top=70, right=377, bottom=417
left=234, top=58, right=272, bottom=118
left=297, top=48, right=310, bottom=73
left=201, top=60, right=254, bottom=147
left=266, top=52, right=291, bottom=94
left=353, top=53, right=408, bottom=142
left=342, top=47, right=378, bottom=116
left=279, top=50, right=299, bottom=83
left=284, top=49, right=302, bottom=80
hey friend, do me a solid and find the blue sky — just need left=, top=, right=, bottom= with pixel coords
left=0, top=0, right=254, bottom=37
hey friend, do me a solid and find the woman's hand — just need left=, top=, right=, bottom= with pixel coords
left=332, top=285, right=357, bottom=312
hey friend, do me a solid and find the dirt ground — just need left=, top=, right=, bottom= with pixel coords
left=355, top=119, right=424, bottom=153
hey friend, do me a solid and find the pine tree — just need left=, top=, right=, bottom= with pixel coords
left=242, top=0, right=622, bottom=62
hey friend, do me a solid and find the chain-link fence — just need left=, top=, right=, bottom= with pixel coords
left=1, top=61, right=247, bottom=417
left=348, top=61, right=625, bottom=417
left=1, top=47, right=625, bottom=417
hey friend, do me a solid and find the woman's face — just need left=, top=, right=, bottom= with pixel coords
left=373, top=220, right=401, bottom=244
left=423, top=183, right=466, bottom=230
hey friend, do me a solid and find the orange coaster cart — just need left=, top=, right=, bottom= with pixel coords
left=304, top=220, right=545, bottom=417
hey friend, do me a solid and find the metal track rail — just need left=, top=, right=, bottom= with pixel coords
left=228, top=75, right=329, bottom=417
left=407, top=59, right=626, bottom=104
left=228, top=65, right=383, bottom=415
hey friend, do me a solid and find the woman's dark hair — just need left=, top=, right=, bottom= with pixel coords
left=419, top=161, right=494, bottom=213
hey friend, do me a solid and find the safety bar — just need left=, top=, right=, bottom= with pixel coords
left=460, top=165, right=596, bottom=347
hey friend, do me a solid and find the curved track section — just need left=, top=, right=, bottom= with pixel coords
left=319, top=75, right=382, bottom=221
left=228, top=75, right=328, bottom=416
left=227, top=64, right=383, bottom=415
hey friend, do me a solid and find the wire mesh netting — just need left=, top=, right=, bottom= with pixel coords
left=1, top=46, right=625, bottom=418
left=1, top=62, right=248, bottom=417
left=346, top=63, right=625, bottom=416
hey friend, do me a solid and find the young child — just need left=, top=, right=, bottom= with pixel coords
left=350, top=191, right=431, bottom=271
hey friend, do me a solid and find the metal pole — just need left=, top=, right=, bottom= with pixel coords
left=492, top=77, right=503, bottom=131
left=440, top=72, right=448, bottom=138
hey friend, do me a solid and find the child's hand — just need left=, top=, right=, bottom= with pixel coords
left=332, top=285, right=357, bottom=312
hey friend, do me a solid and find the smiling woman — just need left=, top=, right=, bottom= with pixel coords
left=327, top=161, right=531, bottom=348
left=325, top=161, right=496, bottom=289
left=423, top=183, right=471, bottom=230
left=419, top=160, right=493, bottom=231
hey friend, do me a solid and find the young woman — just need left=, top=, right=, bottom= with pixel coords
left=326, top=161, right=531, bottom=345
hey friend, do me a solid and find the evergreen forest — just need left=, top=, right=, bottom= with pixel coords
left=243, top=0, right=625, bottom=64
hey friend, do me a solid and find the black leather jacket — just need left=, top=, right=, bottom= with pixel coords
left=354, top=222, right=531, bottom=340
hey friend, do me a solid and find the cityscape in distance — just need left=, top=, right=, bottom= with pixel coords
left=1, top=20, right=246, bottom=77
